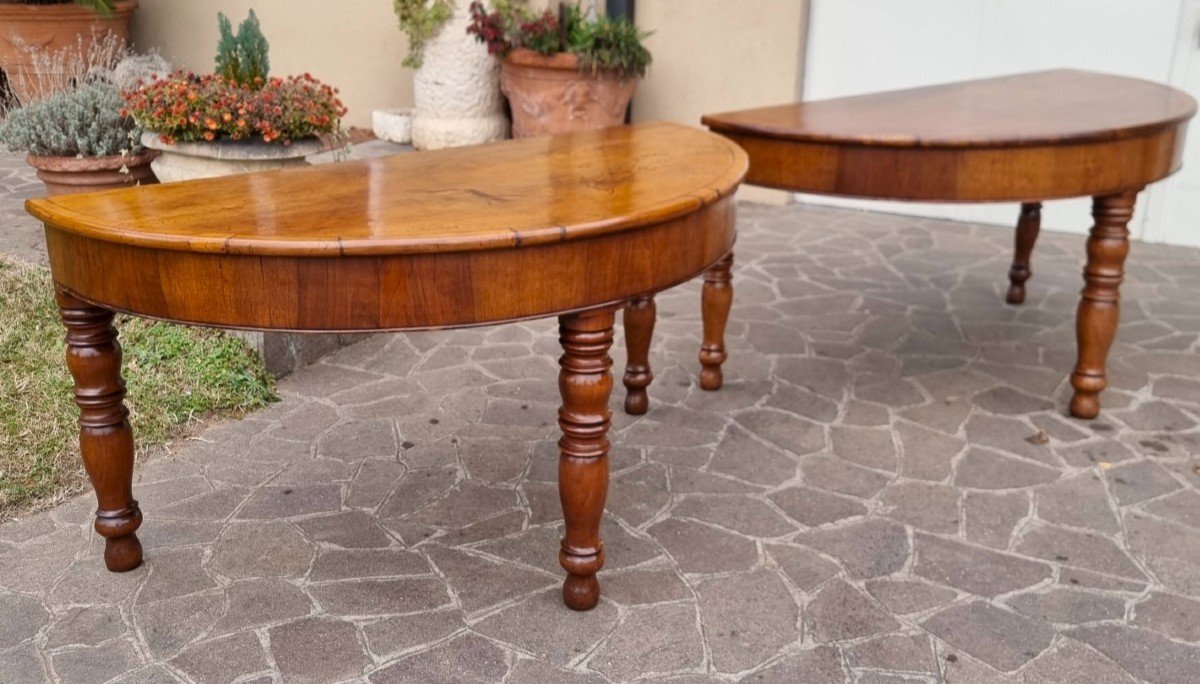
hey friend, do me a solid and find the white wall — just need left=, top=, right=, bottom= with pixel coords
left=633, top=0, right=809, bottom=205
left=803, top=0, right=1196, bottom=245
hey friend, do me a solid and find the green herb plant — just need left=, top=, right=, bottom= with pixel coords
left=571, top=8, right=651, bottom=78
left=0, top=82, right=144, bottom=157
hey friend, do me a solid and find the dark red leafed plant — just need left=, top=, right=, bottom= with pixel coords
left=467, top=1, right=510, bottom=55
left=518, top=9, right=562, bottom=56
left=121, top=71, right=347, bottom=145
left=467, top=0, right=562, bottom=56
left=467, top=1, right=651, bottom=79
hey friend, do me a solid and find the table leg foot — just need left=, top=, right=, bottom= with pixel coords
left=622, top=296, right=656, bottom=415
left=562, top=571, right=601, bottom=611
left=700, top=251, right=734, bottom=391
left=557, top=307, right=615, bottom=611
left=1006, top=202, right=1042, bottom=305
left=1069, top=191, right=1137, bottom=420
left=57, top=287, right=143, bottom=572
left=1069, top=391, right=1102, bottom=421
left=98, top=513, right=144, bottom=572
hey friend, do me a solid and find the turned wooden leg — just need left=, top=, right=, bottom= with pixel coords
left=57, top=288, right=142, bottom=572
left=557, top=307, right=616, bottom=611
left=1006, top=201, right=1042, bottom=305
left=1070, top=191, right=1138, bottom=419
left=699, top=251, right=734, bottom=391
left=622, top=296, right=656, bottom=415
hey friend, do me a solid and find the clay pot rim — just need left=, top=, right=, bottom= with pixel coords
left=502, top=48, right=641, bottom=82
left=504, top=48, right=581, bottom=71
left=0, top=0, right=138, bottom=18
left=26, top=148, right=158, bottom=172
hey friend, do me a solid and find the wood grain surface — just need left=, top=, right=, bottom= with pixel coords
left=28, top=122, right=746, bottom=256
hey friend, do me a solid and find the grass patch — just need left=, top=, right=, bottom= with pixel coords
left=0, top=256, right=276, bottom=515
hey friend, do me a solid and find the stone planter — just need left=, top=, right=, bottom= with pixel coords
left=0, top=0, right=138, bottom=105
left=140, top=132, right=324, bottom=183
left=373, top=108, right=413, bottom=145
left=501, top=49, right=638, bottom=139
left=411, top=2, right=508, bottom=150
left=26, top=149, right=158, bottom=196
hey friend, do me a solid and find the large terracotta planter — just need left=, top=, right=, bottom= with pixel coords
left=26, top=148, right=157, bottom=196
left=0, top=0, right=138, bottom=104
left=140, top=132, right=324, bottom=183
left=411, top=2, right=508, bottom=150
left=500, top=49, right=638, bottom=139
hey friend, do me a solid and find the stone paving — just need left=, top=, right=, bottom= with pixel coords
left=0, top=151, right=49, bottom=264
left=5, top=152, right=1200, bottom=682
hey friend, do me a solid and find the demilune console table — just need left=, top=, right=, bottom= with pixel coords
left=700, top=69, right=1196, bottom=419
left=25, top=122, right=747, bottom=611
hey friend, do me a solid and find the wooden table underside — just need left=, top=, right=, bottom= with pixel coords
left=27, top=123, right=748, bottom=611
left=699, top=69, right=1197, bottom=420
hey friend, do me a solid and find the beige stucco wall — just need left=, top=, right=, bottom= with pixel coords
left=632, top=0, right=809, bottom=204
left=131, top=1, right=412, bottom=129
left=131, top=0, right=809, bottom=172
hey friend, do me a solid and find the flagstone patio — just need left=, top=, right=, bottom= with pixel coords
left=4, top=151, right=1200, bottom=682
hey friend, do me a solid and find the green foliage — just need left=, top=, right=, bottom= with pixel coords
left=393, top=0, right=455, bottom=69
left=0, top=258, right=275, bottom=514
left=215, top=9, right=271, bottom=87
left=521, top=9, right=564, bottom=56
left=74, top=0, right=115, bottom=15
left=467, top=1, right=652, bottom=79
left=20, top=0, right=116, bottom=15
left=0, top=82, right=143, bottom=157
left=573, top=13, right=651, bottom=79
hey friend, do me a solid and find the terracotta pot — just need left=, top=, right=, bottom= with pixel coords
left=0, top=0, right=138, bottom=104
left=500, top=49, right=638, bottom=139
left=140, top=132, right=324, bottom=183
left=26, top=148, right=158, bottom=196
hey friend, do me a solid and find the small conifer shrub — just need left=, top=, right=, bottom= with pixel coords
left=215, top=9, right=271, bottom=88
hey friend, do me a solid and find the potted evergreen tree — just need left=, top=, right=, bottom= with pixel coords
left=123, top=11, right=347, bottom=182
left=394, top=0, right=508, bottom=149
left=0, top=0, right=138, bottom=105
left=467, top=0, right=651, bottom=138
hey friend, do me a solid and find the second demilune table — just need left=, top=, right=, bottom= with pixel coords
left=696, top=69, right=1196, bottom=419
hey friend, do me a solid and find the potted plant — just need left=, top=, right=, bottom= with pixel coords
left=0, top=80, right=156, bottom=195
left=0, top=0, right=138, bottom=105
left=122, top=11, right=347, bottom=182
left=394, top=0, right=507, bottom=149
left=467, top=0, right=651, bottom=138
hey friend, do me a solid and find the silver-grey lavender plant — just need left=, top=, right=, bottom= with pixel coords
left=0, top=82, right=144, bottom=157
